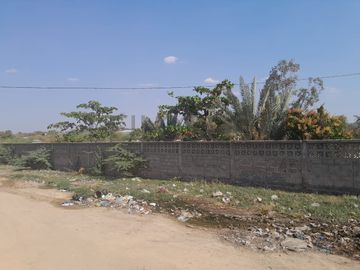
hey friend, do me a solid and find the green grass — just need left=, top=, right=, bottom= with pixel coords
left=2, top=165, right=359, bottom=223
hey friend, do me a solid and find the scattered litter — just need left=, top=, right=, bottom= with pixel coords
left=61, top=200, right=74, bottom=207
left=55, top=180, right=359, bottom=259
left=281, top=238, right=308, bottom=252
left=177, top=210, right=194, bottom=222
left=212, top=191, right=223, bottom=197
left=115, top=196, right=124, bottom=205
left=263, top=245, right=276, bottom=252
left=95, top=191, right=102, bottom=198
left=102, top=193, right=115, bottom=201
left=311, top=202, right=320, bottom=207
left=222, top=197, right=231, bottom=204
left=98, top=200, right=111, bottom=207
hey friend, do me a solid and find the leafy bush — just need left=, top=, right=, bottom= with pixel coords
left=88, top=146, right=105, bottom=176
left=16, top=147, right=53, bottom=170
left=286, top=106, right=352, bottom=140
left=104, top=144, right=147, bottom=176
left=0, top=146, right=14, bottom=164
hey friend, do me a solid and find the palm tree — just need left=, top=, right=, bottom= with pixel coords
left=223, top=60, right=299, bottom=140
left=223, top=77, right=257, bottom=139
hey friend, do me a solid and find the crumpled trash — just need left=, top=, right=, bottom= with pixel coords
left=212, top=191, right=223, bottom=197
left=177, top=210, right=194, bottom=222
left=281, top=238, right=308, bottom=252
left=98, top=200, right=111, bottom=207
left=222, top=197, right=231, bottom=204
left=102, top=193, right=116, bottom=201
left=62, top=200, right=74, bottom=207
left=310, top=202, right=320, bottom=207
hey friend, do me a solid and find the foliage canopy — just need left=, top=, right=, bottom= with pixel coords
left=133, top=59, right=329, bottom=141
left=286, top=106, right=352, bottom=140
left=48, top=100, right=126, bottom=142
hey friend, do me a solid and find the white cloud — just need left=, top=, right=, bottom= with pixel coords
left=5, top=68, right=17, bottom=74
left=163, top=56, right=178, bottom=64
left=204, top=77, right=220, bottom=85
left=67, top=77, right=80, bottom=82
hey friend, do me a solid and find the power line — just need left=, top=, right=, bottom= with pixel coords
left=254, top=72, right=360, bottom=84
left=1, top=72, right=360, bottom=91
left=298, top=72, right=360, bottom=81
left=0, top=85, right=194, bottom=90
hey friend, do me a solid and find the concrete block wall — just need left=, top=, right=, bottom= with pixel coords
left=2, top=140, right=360, bottom=194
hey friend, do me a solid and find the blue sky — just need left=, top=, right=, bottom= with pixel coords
left=1, top=0, right=360, bottom=132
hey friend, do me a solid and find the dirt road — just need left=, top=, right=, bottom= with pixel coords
left=0, top=183, right=358, bottom=270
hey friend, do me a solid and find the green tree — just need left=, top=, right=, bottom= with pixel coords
left=48, top=100, right=126, bottom=142
left=222, top=77, right=258, bottom=139
left=256, top=59, right=300, bottom=139
left=223, top=60, right=324, bottom=140
left=133, top=60, right=325, bottom=141
left=159, top=80, right=233, bottom=140
left=347, top=115, right=360, bottom=139
left=292, top=77, right=324, bottom=111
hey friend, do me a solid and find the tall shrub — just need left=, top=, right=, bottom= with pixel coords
left=16, top=147, right=53, bottom=170
left=104, top=144, right=147, bottom=176
left=0, top=146, right=14, bottom=164
left=286, top=106, right=352, bottom=140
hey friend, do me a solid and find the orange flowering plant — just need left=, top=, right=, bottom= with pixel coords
left=286, top=106, right=352, bottom=140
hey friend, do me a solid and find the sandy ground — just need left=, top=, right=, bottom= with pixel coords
left=0, top=178, right=359, bottom=270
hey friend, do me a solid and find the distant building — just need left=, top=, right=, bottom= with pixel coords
left=131, top=115, right=135, bottom=130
